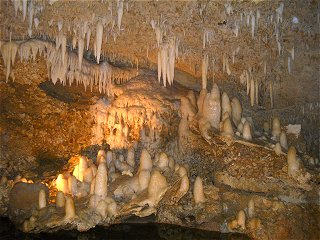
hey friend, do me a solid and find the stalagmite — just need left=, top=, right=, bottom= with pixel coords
left=212, top=58, right=215, bottom=83
left=199, top=118, right=211, bottom=140
left=180, top=96, right=196, bottom=120
left=56, top=191, right=65, bottom=208
left=95, top=22, right=103, bottom=63
left=75, top=156, right=88, bottom=182
left=274, top=143, right=282, bottom=155
left=84, top=168, right=93, bottom=183
left=56, top=174, right=69, bottom=194
left=94, top=163, right=108, bottom=197
left=242, top=121, right=252, bottom=140
left=178, top=175, right=190, bottom=196
left=280, top=131, right=288, bottom=150
left=202, top=84, right=221, bottom=130
left=231, top=97, right=242, bottom=126
left=96, top=200, right=108, bottom=218
left=222, top=117, right=234, bottom=138
left=138, top=149, right=153, bottom=172
left=148, top=170, right=167, bottom=206
left=157, top=152, right=169, bottom=171
left=138, top=170, right=151, bottom=192
left=197, top=89, right=208, bottom=117
left=237, top=122, right=244, bottom=134
left=272, top=117, right=281, bottom=139
left=126, top=147, right=135, bottom=168
left=222, top=92, right=232, bottom=117
left=193, top=176, right=205, bottom=204
left=38, top=189, right=46, bottom=209
left=68, top=175, right=77, bottom=195
left=248, top=199, right=255, bottom=218
left=237, top=210, right=246, bottom=229
left=287, top=146, right=300, bottom=177
left=65, top=196, right=76, bottom=219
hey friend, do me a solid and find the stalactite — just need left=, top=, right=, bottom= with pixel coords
left=288, top=56, right=291, bottom=74
left=13, top=0, right=20, bottom=16
left=250, top=77, right=255, bottom=107
left=0, top=41, right=19, bottom=82
left=117, top=0, right=124, bottom=30
left=150, top=20, right=163, bottom=47
left=78, top=37, right=84, bottom=70
left=86, top=27, right=91, bottom=50
left=95, top=22, right=103, bottom=63
left=201, top=53, right=209, bottom=90
left=225, top=55, right=231, bottom=76
left=160, top=43, right=168, bottom=87
left=1, top=39, right=136, bottom=95
left=270, top=80, right=274, bottom=108
left=61, top=34, right=66, bottom=65
left=251, top=14, right=255, bottom=39
left=22, top=0, right=27, bottom=22
left=212, top=58, right=215, bottom=84
left=255, top=79, right=259, bottom=105
left=157, top=50, right=161, bottom=83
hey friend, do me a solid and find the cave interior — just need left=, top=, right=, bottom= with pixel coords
left=0, top=1, right=319, bottom=239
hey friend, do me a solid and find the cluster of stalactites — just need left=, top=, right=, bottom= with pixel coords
left=151, top=19, right=179, bottom=87
left=157, top=37, right=179, bottom=87
left=0, top=39, right=137, bottom=96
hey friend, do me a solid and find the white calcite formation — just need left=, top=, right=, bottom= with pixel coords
left=94, top=163, right=108, bottom=197
left=68, top=175, right=78, bottom=196
left=197, top=89, right=208, bottom=117
left=242, top=121, right=252, bottom=140
left=222, top=117, right=234, bottom=138
left=73, top=156, right=88, bottom=182
left=180, top=97, right=196, bottom=120
left=237, top=210, right=246, bottom=229
left=221, top=92, right=232, bottom=118
left=274, top=143, right=282, bottom=156
left=38, top=189, right=46, bottom=209
left=0, top=39, right=137, bottom=96
left=272, top=117, right=281, bottom=139
left=56, top=174, right=69, bottom=194
left=138, top=149, right=153, bottom=173
left=126, top=147, right=135, bottom=168
left=64, top=196, right=76, bottom=220
left=248, top=199, right=255, bottom=218
left=147, top=170, right=168, bottom=207
left=202, top=84, right=221, bottom=130
left=280, top=131, right=288, bottom=150
left=202, top=53, right=209, bottom=90
left=157, top=37, right=178, bottom=87
left=287, top=146, right=300, bottom=177
left=56, top=191, right=65, bottom=208
left=156, top=152, right=169, bottom=171
left=231, top=97, right=242, bottom=127
left=193, top=176, right=205, bottom=205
